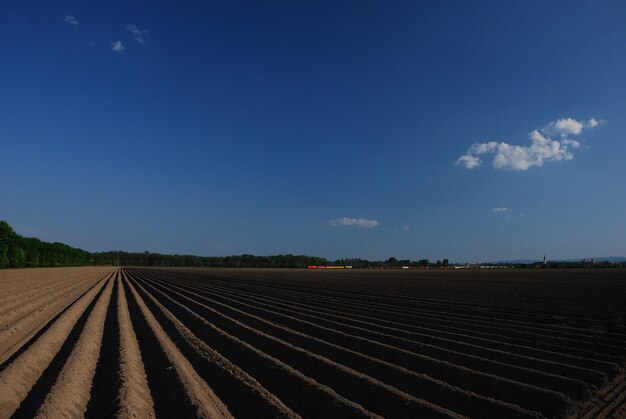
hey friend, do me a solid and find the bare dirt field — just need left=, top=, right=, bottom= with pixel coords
left=1, top=267, right=625, bottom=418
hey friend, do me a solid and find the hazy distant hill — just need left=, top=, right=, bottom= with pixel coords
left=559, top=256, right=626, bottom=263
left=490, top=256, right=626, bottom=264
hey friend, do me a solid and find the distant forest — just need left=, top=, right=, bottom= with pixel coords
left=0, top=220, right=451, bottom=269
left=0, top=221, right=91, bottom=268
left=92, top=251, right=330, bottom=269
left=0, top=220, right=330, bottom=268
left=2, top=220, right=624, bottom=269
left=91, top=252, right=445, bottom=269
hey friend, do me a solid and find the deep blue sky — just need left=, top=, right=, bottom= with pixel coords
left=2, top=1, right=625, bottom=262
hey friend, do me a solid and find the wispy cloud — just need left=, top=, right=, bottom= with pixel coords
left=456, top=118, right=602, bottom=171
left=492, top=207, right=508, bottom=212
left=329, top=217, right=379, bottom=228
left=111, top=41, right=125, bottom=53
left=456, top=155, right=481, bottom=169
left=64, top=15, right=78, bottom=26
left=126, top=24, right=148, bottom=44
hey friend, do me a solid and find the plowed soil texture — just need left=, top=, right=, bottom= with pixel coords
left=1, top=267, right=625, bottom=418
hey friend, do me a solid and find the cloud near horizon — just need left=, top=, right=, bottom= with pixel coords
left=64, top=15, right=78, bottom=26
left=456, top=118, right=601, bottom=171
left=330, top=217, right=379, bottom=228
left=492, top=207, right=508, bottom=212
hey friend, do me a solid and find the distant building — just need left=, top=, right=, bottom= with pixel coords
left=532, top=255, right=547, bottom=268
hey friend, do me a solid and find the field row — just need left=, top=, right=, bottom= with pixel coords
left=0, top=267, right=624, bottom=418
left=127, top=268, right=626, bottom=418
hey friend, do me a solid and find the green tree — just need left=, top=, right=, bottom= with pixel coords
left=386, top=257, right=398, bottom=268
left=0, top=221, right=13, bottom=268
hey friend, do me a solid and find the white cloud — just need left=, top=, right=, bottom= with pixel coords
left=562, top=138, right=581, bottom=148
left=456, top=154, right=481, bottom=169
left=543, top=117, right=601, bottom=136
left=64, top=15, right=78, bottom=26
left=587, top=118, right=599, bottom=128
left=492, top=207, right=508, bottom=212
left=111, top=41, right=125, bottom=53
left=403, top=225, right=411, bottom=230
left=126, top=24, right=148, bottom=44
left=330, top=217, right=379, bottom=228
left=456, top=117, right=602, bottom=171
left=544, top=118, right=583, bottom=137
left=469, top=141, right=499, bottom=154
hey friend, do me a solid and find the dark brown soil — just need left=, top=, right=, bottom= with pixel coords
left=1, top=267, right=624, bottom=418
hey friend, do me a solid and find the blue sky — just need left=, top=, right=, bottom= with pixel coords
left=1, top=1, right=625, bottom=262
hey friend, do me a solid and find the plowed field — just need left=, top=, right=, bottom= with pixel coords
left=1, top=267, right=625, bottom=418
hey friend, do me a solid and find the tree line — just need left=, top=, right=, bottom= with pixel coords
left=91, top=251, right=330, bottom=269
left=9, top=220, right=621, bottom=270
left=0, top=221, right=91, bottom=268
left=90, top=253, right=456, bottom=269
left=1, top=220, right=453, bottom=269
